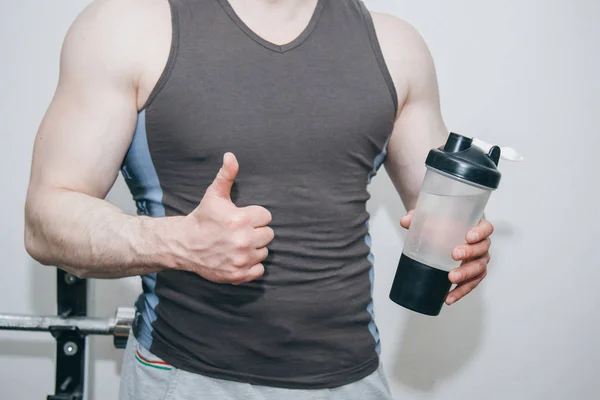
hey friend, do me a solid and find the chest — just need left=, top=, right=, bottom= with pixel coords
left=150, top=57, right=394, bottom=173
left=136, top=0, right=402, bottom=189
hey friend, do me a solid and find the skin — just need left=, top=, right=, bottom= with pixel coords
left=371, top=12, right=493, bottom=305
left=24, top=0, right=493, bottom=305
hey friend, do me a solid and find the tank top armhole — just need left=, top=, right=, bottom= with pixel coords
left=356, top=1, right=399, bottom=118
left=139, top=0, right=181, bottom=112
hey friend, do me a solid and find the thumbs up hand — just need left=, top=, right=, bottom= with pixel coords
left=174, top=153, right=274, bottom=284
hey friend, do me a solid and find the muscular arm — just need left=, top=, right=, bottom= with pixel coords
left=373, top=14, right=494, bottom=304
left=24, top=0, right=174, bottom=278
left=372, top=14, right=449, bottom=209
left=25, top=0, right=271, bottom=283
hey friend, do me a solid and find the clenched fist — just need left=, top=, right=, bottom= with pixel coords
left=169, top=153, right=274, bottom=284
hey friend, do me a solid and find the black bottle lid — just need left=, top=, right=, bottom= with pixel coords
left=426, top=133, right=502, bottom=189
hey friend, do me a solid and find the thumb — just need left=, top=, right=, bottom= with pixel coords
left=206, top=153, right=239, bottom=199
left=400, top=209, right=415, bottom=229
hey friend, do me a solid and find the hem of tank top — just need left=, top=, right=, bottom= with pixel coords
left=356, top=1, right=399, bottom=119
left=150, top=344, right=381, bottom=389
left=139, top=0, right=181, bottom=112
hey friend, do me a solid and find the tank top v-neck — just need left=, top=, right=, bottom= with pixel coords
left=121, top=0, right=398, bottom=389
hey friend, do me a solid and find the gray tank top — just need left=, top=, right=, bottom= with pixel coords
left=121, top=0, right=397, bottom=389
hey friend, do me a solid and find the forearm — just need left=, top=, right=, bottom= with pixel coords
left=385, top=159, right=426, bottom=211
left=385, top=127, right=447, bottom=211
left=25, top=187, right=178, bottom=278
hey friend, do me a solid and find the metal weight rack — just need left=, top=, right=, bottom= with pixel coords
left=0, top=269, right=134, bottom=400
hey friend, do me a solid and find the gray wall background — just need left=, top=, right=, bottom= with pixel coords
left=0, top=0, right=598, bottom=399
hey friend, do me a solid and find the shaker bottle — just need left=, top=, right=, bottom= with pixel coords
left=389, top=132, right=502, bottom=316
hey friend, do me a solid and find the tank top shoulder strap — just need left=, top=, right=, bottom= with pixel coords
left=142, top=0, right=226, bottom=111
left=342, top=0, right=399, bottom=114
left=141, top=0, right=181, bottom=111
left=144, top=0, right=398, bottom=114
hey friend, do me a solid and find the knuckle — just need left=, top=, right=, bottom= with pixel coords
left=232, top=254, right=249, bottom=268
left=225, top=218, right=237, bottom=228
left=262, top=208, right=273, bottom=223
left=478, top=259, right=488, bottom=271
left=461, top=268, right=473, bottom=281
left=463, top=246, right=472, bottom=258
left=488, top=221, right=495, bottom=235
left=260, top=248, right=269, bottom=260
left=451, top=291, right=465, bottom=303
left=249, top=264, right=265, bottom=279
left=230, top=270, right=247, bottom=282
left=255, top=263, right=265, bottom=274
left=235, top=236, right=252, bottom=250
left=226, top=214, right=248, bottom=228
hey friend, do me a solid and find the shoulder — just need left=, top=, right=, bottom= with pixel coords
left=61, top=0, right=171, bottom=82
left=369, top=12, right=422, bottom=42
left=368, top=12, right=438, bottom=107
left=74, top=0, right=169, bottom=23
left=67, top=0, right=169, bottom=41
left=58, top=0, right=172, bottom=106
left=369, top=11, right=434, bottom=69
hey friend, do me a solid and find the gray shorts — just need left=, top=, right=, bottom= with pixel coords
left=118, top=335, right=394, bottom=400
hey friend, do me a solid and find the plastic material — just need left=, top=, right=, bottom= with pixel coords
left=472, top=138, right=525, bottom=162
left=426, top=132, right=501, bottom=189
left=402, top=168, right=492, bottom=273
left=390, top=254, right=452, bottom=316
left=390, top=132, right=502, bottom=316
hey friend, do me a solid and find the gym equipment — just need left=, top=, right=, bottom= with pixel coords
left=0, top=307, right=134, bottom=346
left=0, top=269, right=135, bottom=400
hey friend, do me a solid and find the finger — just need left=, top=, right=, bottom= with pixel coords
left=254, top=247, right=269, bottom=263
left=400, top=209, right=415, bottom=229
left=446, top=270, right=487, bottom=305
left=452, top=238, right=491, bottom=261
left=231, top=245, right=269, bottom=269
left=231, top=263, right=265, bottom=285
left=243, top=205, right=272, bottom=227
left=253, top=227, right=275, bottom=248
left=205, top=153, right=239, bottom=199
left=448, top=254, right=490, bottom=284
left=466, top=218, right=494, bottom=243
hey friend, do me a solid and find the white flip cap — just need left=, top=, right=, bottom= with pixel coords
left=472, top=138, right=525, bottom=162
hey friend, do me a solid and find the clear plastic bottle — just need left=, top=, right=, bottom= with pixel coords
left=390, top=133, right=502, bottom=316
left=403, top=169, right=491, bottom=272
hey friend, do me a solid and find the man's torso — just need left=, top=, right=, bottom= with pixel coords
left=117, top=0, right=410, bottom=390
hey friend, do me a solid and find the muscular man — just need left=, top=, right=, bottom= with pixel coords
left=25, top=0, right=494, bottom=399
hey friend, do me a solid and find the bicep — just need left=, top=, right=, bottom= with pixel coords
left=384, top=103, right=447, bottom=208
left=380, top=19, right=449, bottom=208
left=29, top=3, right=139, bottom=200
left=32, top=83, right=137, bottom=199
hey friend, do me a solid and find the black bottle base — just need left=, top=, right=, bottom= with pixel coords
left=389, top=254, right=452, bottom=316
